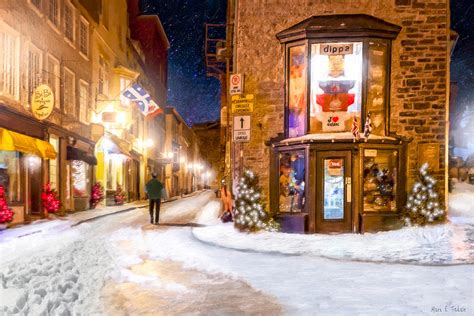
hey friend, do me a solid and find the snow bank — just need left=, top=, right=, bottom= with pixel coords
left=192, top=222, right=474, bottom=265
left=449, top=182, right=474, bottom=219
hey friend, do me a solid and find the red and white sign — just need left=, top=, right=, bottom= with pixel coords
left=229, top=73, right=243, bottom=95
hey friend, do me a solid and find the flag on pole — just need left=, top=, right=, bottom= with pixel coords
left=364, top=112, right=372, bottom=138
left=121, top=83, right=161, bottom=116
left=351, top=115, right=360, bottom=140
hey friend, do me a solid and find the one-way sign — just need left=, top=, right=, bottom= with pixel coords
left=233, top=115, right=251, bottom=142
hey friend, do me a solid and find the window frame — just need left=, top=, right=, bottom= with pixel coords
left=47, top=0, right=60, bottom=31
left=64, top=0, right=76, bottom=45
left=27, top=42, right=43, bottom=106
left=79, top=16, right=89, bottom=59
left=284, top=37, right=393, bottom=139
left=46, top=54, right=61, bottom=109
left=0, top=22, right=21, bottom=100
left=63, top=67, right=76, bottom=116
left=78, top=79, right=89, bottom=123
left=28, top=0, right=43, bottom=16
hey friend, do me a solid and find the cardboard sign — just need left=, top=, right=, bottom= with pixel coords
left=31, top=84, right=54, bottom=120
left=320, top=43, right=354, bottom=55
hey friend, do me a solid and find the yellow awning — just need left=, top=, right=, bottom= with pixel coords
left=0, top=128, right=57, bottom=159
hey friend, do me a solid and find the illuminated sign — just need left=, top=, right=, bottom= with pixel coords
left=31, top=84, right=54, bottom=120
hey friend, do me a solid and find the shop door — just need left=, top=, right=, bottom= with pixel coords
left=316, top=151, right=352, bottom=233
left=26, top=156, right=42, bottom=215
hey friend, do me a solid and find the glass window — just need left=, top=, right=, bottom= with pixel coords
left=79, top=81, right=88, bottom=123
left=323, top=159, right=345, bottom=219
left=64, top=68, right=75, bottom=116
left=27, top=45, right=42, bottom=105
left=367, top=42, right=388, bottom=136
left=363, top=149, right=398, bottom=212
left=310, top=42, right=363, bottom=133
left=0, top=151, right=22, bottom=203
left=64, top=2, right=75, bottom=42
left=0, top=27, right=20, bottom=99
left=278, top=150, right=306, bottom=213
left=79, top=18, right=89, bottom=57
left=47, top=55, right=60, bottom=109
left=48, top=0, right=59, bottom=27
left=72, top=160, right=87, bottom=197
left=288, top=45, right=307, bottom=137
left=49, top=135, right=59, bottom=190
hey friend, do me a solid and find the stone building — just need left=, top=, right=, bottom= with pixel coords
left=193, top=121, right=223, bottom=188
left=228, top=0, right=453, bottom=233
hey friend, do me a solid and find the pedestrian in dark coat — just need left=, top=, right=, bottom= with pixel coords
left=145, top=173, right=164, bottom=224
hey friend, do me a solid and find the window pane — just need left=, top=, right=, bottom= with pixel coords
left=64, top=70, right=75, bottom=115
left=49, top=135, right=59, bottom=190
left=79, top=20, right=88, bottom=56
left=288, top=45, right=307, bottom=137
left=72, top=160, right=87, bottom=197
left=363, top=149, right=398, bottom=212
left=0, top=31, right=19, bottom=99
left=323, top=159, right=344, bottom=219
left=65, top=5, right=74, bottom=41
left=279, top=150, right=306, bottom=212
left=367, top=42, right=388, bottom=136
left=28, top=49, right=41, bottom=104
left=79, top=82, right=88, bottom=122
left=310, top=42, right=363, bottom=133
left=0, top=151, right=21, bottom=203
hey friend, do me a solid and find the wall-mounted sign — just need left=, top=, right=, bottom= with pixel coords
left=229, top=73, right=243, bottom=95
left=320, top=43, right=354, bottom=55
left=31, top=84, right=54, bottom=120
left=233, top=115, right=251, bottom=142
left=231, top=94, right=254, bottom=114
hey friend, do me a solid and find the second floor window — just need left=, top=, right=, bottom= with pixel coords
left=64, top=68, right=75, bottom=116
left=98, top=56, right=108, bottom=95
left=64, top=2, right=75, bottom=42
left=79, top=18, right=89, bottom=57
left=27, top=45, right=42, bottom=105
left=48, top=0, right=59, bottom=27
left=0, top=27, right=20, bottom=99
left=47, top=55, right=60, bottom=109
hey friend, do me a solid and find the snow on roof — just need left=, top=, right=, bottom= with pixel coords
left=277, top=132, right=398, bottom=145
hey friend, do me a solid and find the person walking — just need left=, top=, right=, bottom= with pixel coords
left=145, top=173, right=164, bottom=225
left=220, top=183, right=233, bottom=222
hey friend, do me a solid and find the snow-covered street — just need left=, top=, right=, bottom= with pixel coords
left=1, top=190, right=473, bottom=315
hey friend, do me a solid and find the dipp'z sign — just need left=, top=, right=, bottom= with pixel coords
left=320, top=43, right=353, bottom=55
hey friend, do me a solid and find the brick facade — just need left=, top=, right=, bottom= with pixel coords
left=234, top=0, right=450, bottom=204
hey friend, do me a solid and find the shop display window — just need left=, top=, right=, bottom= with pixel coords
left=288, top=45, right=307, bottom=137
left=323, top=158, right=345, bottom=219
left=363, top=149, right=398, bottom=212
left=72, top=160, right=88, bottom=197
left=310, top=42, right=362, bottom=133
left=49, top=135, right=59, bottom=190
left=0, top=151, right=22, bottom=203
left=367, top=41, right=388, bottom=136
left=279, top=150, right=306, bottom=212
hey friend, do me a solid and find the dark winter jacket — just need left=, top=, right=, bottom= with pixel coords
left=145, top=179, right=163, bottom=200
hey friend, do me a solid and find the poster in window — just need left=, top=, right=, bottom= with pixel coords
left=288, top=46, right=307, bottom=137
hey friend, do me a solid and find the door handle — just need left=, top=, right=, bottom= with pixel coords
left=346, top=177, right=352, bottom=203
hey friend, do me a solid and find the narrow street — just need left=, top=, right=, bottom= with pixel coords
left=1, top=192, right=472, bottom=315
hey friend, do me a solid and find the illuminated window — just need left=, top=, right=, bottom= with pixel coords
left=49, top=135, right=59, bottom=190
left=0, top=24, right=20, bottom=100
left=64, top=68, right=75, bottom=116
left=278, top=150, right=306, bottom=213
left=79, top=80, right=89, bottom=123
left=0, top=151, right=22, bottom=203
left=64, top=2, right=75, bottom=43
left=288, top=45, right=307, bottom=137
left=310, top=42, right=363, bottom=133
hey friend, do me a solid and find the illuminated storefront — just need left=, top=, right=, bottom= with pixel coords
left=270, top=14, right=410, bottom=233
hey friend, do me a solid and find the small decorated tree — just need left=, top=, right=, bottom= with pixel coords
left=0, top=185, right=14, bottom=225
left=41, top=183, right=61, bottom=214
left=234, top=169, right=280, bottom=232
left=90, top=182, right=104, bottom=209
left=114, top=184, right=126, bottom=205
left=401, top=163, right=446, bottom=226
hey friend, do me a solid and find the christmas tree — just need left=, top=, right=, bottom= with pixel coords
left=90, top=182, right=104, bottom=209
left=234, top=169, right=280, bottom=232
left=114, top=184, right=126, bottom=205
left=41, top=183, right=61, bottom=214
left=401, top=163, right=446, bottom=226
left=0, top=185, right=14, bottom=224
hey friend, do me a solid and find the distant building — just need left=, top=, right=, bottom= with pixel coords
left=193, top=121, right=222, bottom=188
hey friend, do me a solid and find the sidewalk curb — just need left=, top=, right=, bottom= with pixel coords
left=71, top=205, right=148, bottom=227
left=190, top=227, right=473, bottom=267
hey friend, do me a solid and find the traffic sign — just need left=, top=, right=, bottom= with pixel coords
left=229, top=74, right=243, bottom=95
left=231, top=94, right=254, bottom=114
left=233, top=115, right=251, bottom=142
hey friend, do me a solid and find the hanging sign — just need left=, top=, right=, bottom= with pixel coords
left=231, top=94, right=254, bottom=114
left=229, top=74, right=243, bottom=95
left=31, top=84, right=55, bottom=120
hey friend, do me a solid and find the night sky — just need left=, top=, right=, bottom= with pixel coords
left=142, top=0, right=473, bottom=126
left=141, top=0, right=226, bottom=126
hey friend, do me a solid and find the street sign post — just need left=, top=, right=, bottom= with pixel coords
left=231, top=94, right=254, bottom=114
left=229, top=74, right=243, bottom=95
left=233, top=115, right=251, bottom=142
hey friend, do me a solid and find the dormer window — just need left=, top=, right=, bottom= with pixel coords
left=277, top=14, right=401, bottom=138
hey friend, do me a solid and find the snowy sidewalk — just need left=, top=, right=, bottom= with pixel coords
left=0, top=200, right=149, bottom=243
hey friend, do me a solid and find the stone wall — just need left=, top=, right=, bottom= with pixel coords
left=234, top=0, right=450, bottom=205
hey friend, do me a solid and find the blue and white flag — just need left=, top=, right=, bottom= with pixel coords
left=122, top=83, right=161, bottom=116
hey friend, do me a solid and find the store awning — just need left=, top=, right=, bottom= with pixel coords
left=67, top=146, right=97, bottom=165
left=0, top=128, right=57, bottom=159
